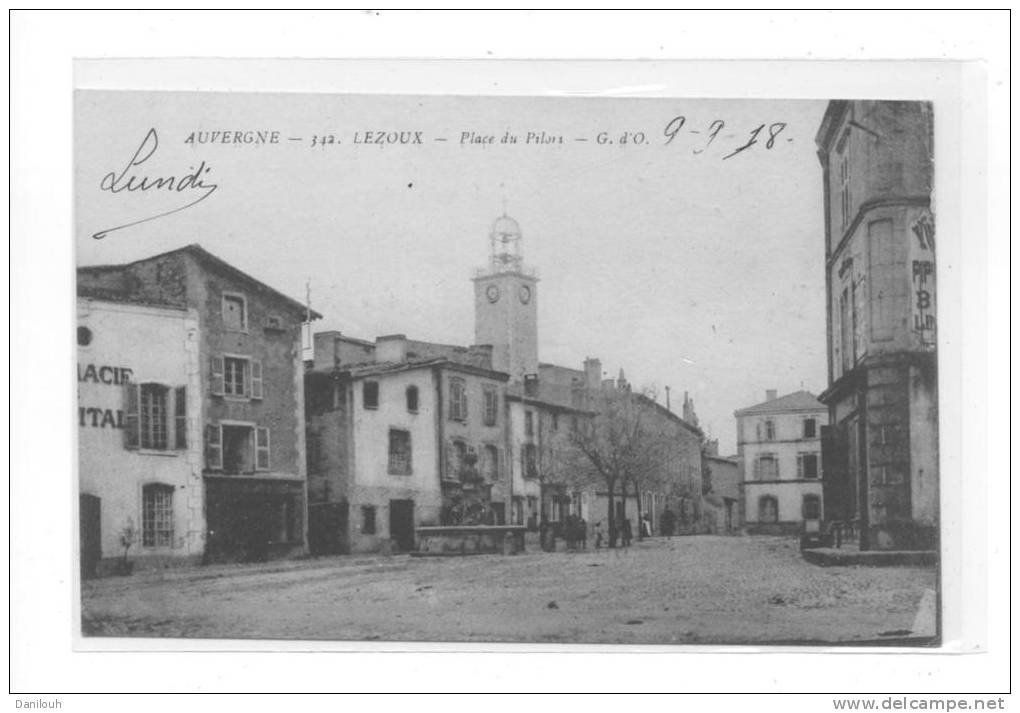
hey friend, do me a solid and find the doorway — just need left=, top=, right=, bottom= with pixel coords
left=388, top=499, right=415, bottom=552
left=80, top=494, right=101, bottom=580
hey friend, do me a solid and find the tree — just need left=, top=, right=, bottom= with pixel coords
left=557, top=388, right=682, bottom=547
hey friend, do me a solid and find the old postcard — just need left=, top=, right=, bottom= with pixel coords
left=74, top=87, right=940, bottom=646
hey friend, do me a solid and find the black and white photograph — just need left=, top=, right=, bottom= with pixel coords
left=74, top=90, right=940, bottom=646
left=9, top=9, right=1008, bottom=701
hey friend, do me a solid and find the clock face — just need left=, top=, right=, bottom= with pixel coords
left=518, top=284, right=532, bottom=304
left=486, top=284, right=500, bottom=303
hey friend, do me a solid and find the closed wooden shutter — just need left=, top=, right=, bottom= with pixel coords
left=210, top=355, right=224, bottom=396
left=123, top=382, right=140, bottom=449
left=256, top=427, right=270, bottom=471
left=174, top=386, right=187, bottom=449
left=205, top=424, right=222, bottom=470
left=250, top=360, right=264, bottom=400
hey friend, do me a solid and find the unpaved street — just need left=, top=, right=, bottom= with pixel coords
left=81, top=536, right=937, bottom=645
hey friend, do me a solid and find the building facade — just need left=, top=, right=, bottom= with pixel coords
left=815, top=100, right=938, bottom=551
left=736, top=390, right=827, bottom=535
left=77, top=297, right=203, bottom=576
left=78, top=245, right=316, bottom=564
left=305, top=332, right=510, bottom=554
left=702, top=441, right=741, bottom=534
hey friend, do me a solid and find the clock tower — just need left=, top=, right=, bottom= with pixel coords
left=473, top=214, right=539, bottom=382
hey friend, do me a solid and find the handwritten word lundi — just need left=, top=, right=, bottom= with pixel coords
left=93, top=129, right=219, bottom=240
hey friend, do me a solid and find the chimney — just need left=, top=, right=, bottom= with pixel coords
left=376, top=334, right=408, bottom=363
left=313, top=330, right=344, bottom=371
left=583, top=357, right=602, bottom=390
left=524, top=373, right=539, bottom=397
left=766, top=389, right=777, bottom=402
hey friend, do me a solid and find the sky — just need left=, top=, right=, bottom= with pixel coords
left=75, top=91, right=830, bottom=454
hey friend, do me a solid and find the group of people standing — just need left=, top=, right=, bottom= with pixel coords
left=542, top=507, right=680, bottom=551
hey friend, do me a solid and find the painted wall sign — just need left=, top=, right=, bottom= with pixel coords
left=909, top=211, right=936, bottom=348
left=78, top=363, right=133, bottom=385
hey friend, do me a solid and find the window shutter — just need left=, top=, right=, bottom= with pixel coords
left=205, top=424, right=222, bottom=470
left=251, top=360, right=264, bottom=400
left=755, top=423, right=761, bottom=441
left=174, top=386, right=187, bottom=449
left=753, top=457, right=761, bottom=480
left=256, top=427, right=270, bottom=471
left=123, top=382, right=140, bottom=449
left=210, top=355, right=224, bottom=396
left=796, top=455, right=803, bottom=479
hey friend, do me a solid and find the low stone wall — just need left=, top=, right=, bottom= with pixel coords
left=802, top=548, right=938, bottom=567
left=413, top=525, right=527, bottom=557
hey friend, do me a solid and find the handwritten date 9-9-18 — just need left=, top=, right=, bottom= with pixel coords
left=663, top=115, right=789, bottom=159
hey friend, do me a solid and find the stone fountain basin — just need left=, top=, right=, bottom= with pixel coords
left=412, top=525, right=527, bottom=557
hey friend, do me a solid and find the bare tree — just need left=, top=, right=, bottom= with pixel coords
left=558, top=388, right=682, bottom=547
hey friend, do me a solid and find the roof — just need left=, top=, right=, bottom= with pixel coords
left=734, top=390, right=825, bottom=417
left=78, top=244, right=322, bottom=319
left=310, top=357, right=509, bottom=382
left=815, top=100, right=850, bottom=151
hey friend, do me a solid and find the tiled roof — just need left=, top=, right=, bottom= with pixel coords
left=734, top=390, right=825, bottom=416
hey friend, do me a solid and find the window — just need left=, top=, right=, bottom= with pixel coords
left=224, top=358, right=245, bottom=396
left=406, top=385, right=419, bottom=413
left=211, top=356, right=263, bottom=400
left=759, top=496, right=779, bottom=524
left=448, top=377, right=467, bottom=421
left=483, top=386, right=498, bottom=426
left=798, top=453, right=819, bottom=479
left=207, top=424, right=270, bottom=474
left=803, top=418, right=817, bottom=439
left=222, top=293, right=247, bottom=331
left=481, top=444, right=499, bottom=481
left=552, top=413, right=559, bottom=431
left=525, top=411, right=534, bottom=437
left=522, top=443, right=538, bottom=479
left=363, top=381, right=379, bottom=409
left=388, top=429, right=412, bottom=475
left=446, top=440, right=467, bottom=480
left=802, top=494, right=822, bottom=520
left=140, top=384, right=169, bottom=450
left=361, top=506, right=376, bottom=535
left=763, top=420, right=775, bottom=441
left=755, top=454, right=779, bottom=480
left=142, top=483, right=174, bottom=547
left=838, top=130, right=851, bottom=231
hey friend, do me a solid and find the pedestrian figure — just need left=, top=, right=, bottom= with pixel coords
left=594, top=521, right=604, bottom=550
left=641, top=513, right=652, bottom=538
left=660, top=507, right=676, bottom=538
left=621, top=518, right=633, bottom=547
left=579, top=518, right=588, bottom=550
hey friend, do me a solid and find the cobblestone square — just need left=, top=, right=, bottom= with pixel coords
left=82, top=536, right=937, bottom=645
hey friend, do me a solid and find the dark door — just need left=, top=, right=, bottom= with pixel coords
left=389, top=499, right=415, bottom=552
left=491, top=502, right=506, bottom=526
left=80, top=494, right=101, bottom=580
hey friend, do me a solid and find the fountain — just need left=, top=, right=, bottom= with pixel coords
left=413, top=448, right=526, bottom=556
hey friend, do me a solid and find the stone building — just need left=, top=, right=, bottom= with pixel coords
left=735, top=390, right=827, bottom=535
left=304, top=332, right=509, bottom=554
left=815, top=100, right=938, bottom=551
left=76, top=297, right=203, bottom=576
left=78, top=244, right=317, bottom=564
left=701, top=440, right=741, bottom=534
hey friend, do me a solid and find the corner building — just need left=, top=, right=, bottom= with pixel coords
left=78, top=245, right=318, bottom=563
left=815, top=100, right=938, bottom=551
